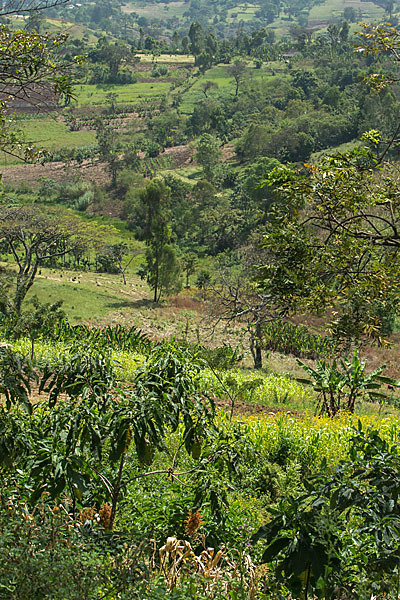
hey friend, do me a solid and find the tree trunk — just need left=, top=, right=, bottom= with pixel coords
left=250, top=323, right=263, bottom=369
left=109, top=451, right=126, bottom=531
left=254, top=323, right=262, bottom=369
left=14, top=276, right=33, bottom=314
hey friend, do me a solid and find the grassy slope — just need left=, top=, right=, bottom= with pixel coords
left=19, top=117, right=96, bottom=149
left=74, top=81, right=172, bottom=107
left=10, top=15, right=101, bottom=44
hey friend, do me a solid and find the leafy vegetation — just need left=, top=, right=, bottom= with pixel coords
left=1, top=0, right=400, bottom=597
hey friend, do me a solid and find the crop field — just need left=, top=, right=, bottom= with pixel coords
left=122, top=0, right=188, bottom=19
left=73, top=81, right=172, bottom=107
left=135, top=53, right=195, bottom=64
left=308, top=0, right=386, bottom=22
left=226, top=3, right=258, bottom=22
left=7, top=327, right=400, bottom=418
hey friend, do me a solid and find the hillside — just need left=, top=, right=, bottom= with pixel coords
left=0, top=2, right=400, bottom=599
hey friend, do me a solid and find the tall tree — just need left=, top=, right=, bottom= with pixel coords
left=228, top=59, right=248, bottom=97
left=132, top=179, right=180, bottom=302
left=195, top=133, right=222, bottom=181
left=188, top=21, right=203, bottom=56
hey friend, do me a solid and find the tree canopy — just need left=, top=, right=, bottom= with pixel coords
left=258, top=146, right=400, bottom=344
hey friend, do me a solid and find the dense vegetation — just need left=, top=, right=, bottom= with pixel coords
left=0, top=0, right=400, bottom=598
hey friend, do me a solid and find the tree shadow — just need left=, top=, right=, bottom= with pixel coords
left=106, top=298, right=156, bottom=310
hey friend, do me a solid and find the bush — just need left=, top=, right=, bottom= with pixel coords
left=0, top=500, right=147, bottom=600
left=253, top=425, right=400, bottom=598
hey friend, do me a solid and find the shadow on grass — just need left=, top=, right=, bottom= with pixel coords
left=106, top=298, right=157, bottom=310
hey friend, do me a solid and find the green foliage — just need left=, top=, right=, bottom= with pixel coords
left=144, top=242, right=182, bottom=300
left=131, top=179, right=181, bottom=301
left=195, top=133, right=222, bottom=182
left=0, top=25, right=80, bottom=163
left=197, top=344, right=244, bottom=370
left=0, top=498, right=149, bottom=600
left=253, top=425, right=400, bottom=598
left=0, top=346, right=35, bottom=414
left=51, top=321, right=150, bottom=352
left=6, top=297, right=65, bottom=360
left=258, top=147, right=400, bottom=344
left=0, top=339, right=220, bottom=528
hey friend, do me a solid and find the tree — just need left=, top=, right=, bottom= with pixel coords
left=0, top=206, right=110, bottom=314
left=258, top=147, right=400, bottom=346
left=343, top=6, right=357, bottom=21
left=89, top=38, right=139, bottom=82
left=195, top=133, right=222, bottom=182
left=7, top=296, right=65, bottom=360
left=0, top=340, right=218, bottom=532
left=132, top=179, right=180, bottom=302
left=205, top=239, right=285, bottom=369
left=105, top=91, right=118, bottom=114
left=182, top=252, right=198, bottom=288
left=228, top=59, right=247, bottom=97
left=291, top=69, right=318, bottom=98
left=205, top=271, right=280, bottom=369
left=201, top=80, right=218, bottom=98
left=24, top=9, right=44, bottom=32
left=95, top=119, right=122, bottom=186
left=144, top=242, right=181, bottom=301
left=188, top=21, right=203, bottom=56
left=96, top=243, right=136, bottom=285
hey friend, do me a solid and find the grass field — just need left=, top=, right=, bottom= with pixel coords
left=0, top=75, right=174, bottom=162
left=0, top=117, right=97, bottom=166
left=19, top=117, right=96, bottom=149
left=10, top=15, right=101, bottom=44
left=226, top=3, right=258, bottom=22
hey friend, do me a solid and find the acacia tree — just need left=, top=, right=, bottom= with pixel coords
left=0, top=206, right=111, bottom=314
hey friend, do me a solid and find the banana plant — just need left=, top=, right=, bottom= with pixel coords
left=296, top=349, right=399, bottom=416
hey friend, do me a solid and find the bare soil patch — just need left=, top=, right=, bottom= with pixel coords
left=1, top=159, right=111, bottom=187
left=161, top=144, right=194, bottom=167
left=213, top=395, right=301, bottom=417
